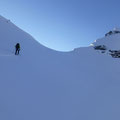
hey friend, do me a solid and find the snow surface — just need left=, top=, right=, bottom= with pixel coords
left=0, top=15, right=120, bottom=120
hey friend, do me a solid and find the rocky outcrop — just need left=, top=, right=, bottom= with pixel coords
left=105, top=30, right=120, bottom=37
left=109, top=50, right=120, bottom=58
left=94, top=45, right=107, bottom=50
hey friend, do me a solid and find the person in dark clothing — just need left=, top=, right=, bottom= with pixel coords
left=15, top=43, right=20, bottom=55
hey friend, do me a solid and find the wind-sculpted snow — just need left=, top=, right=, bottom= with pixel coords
left=0, top=16, right=120, bottom=120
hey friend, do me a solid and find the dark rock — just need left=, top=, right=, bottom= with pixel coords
left=109, top=50, right=120, bottom=58
left=94, top=45, right=107, bottom=50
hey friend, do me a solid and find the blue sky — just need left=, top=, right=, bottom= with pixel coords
left=0, top=0, right=120, bottom=51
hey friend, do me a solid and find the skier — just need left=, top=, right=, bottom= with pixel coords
left=15, top=43, right=20, bottom=55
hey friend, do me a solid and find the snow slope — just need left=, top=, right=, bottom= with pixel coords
left=0, top=16, right=120, bottom=120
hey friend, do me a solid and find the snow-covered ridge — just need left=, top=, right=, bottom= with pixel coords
left=0, top=15, right=120, bottom=120
left=92, top=28, right=120, bottom=50
left=91, top=28, right=120, bottom=58
left=0, top=15, right=63, bottom=56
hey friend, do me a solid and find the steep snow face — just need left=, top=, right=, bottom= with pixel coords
left=0, top=16, right=120, bottom=120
